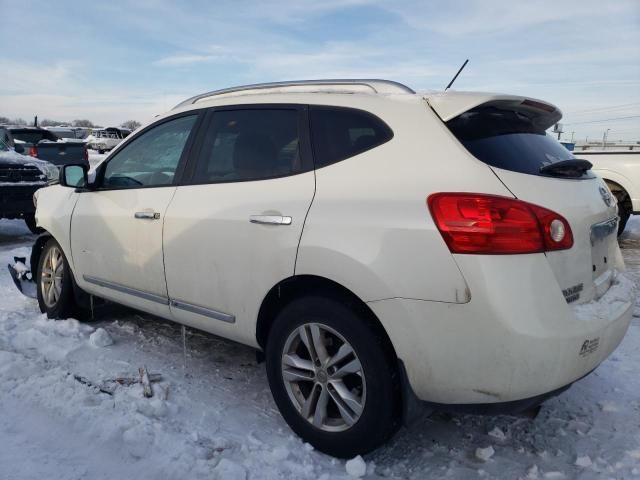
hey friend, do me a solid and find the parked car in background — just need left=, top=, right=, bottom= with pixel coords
left=8, top=79, right=633, bottom=457
left=573, top=150, right=640, bottom=235
left=3, top=127, right=89, bottom=168
left=0, top=137, right=58, bottom=233
left=46, top=126, right=91, bottom=140
left=86, top=127, right=130, bottom=153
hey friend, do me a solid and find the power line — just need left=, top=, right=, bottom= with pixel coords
left=565, top=102, right=640, bottom=115
left=563, top=115, right=640, bottom=126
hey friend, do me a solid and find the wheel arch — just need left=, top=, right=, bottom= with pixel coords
left=256, top=275, right=397, bottom=359
left=30, top=232, right=53, bottom=273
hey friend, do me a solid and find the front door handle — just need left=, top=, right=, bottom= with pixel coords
left=134, top=211, right=160, bottom=220
left=249, top=215, right=292, bottom=225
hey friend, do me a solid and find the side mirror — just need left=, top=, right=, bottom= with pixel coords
left=59, top=164, right=89, bottom=189
left=14, top=144, right=25, bottom=154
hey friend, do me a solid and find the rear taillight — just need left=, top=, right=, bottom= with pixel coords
left=28, top=146, right=38, bottom=157
left=427, top=193, right=573, bottom=254
left=83, top=146, right=89, bottom=163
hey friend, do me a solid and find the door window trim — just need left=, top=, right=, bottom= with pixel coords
left=181, top=104, right=314, bottom=186
left=93, top=110, right=206, bottom=191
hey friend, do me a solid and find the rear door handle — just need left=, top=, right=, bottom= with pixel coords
left=134, top=211, right=160, bottom=220
left=249, top=215, right=292, bottom=225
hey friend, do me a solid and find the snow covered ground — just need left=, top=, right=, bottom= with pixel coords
left=0, top=217, right=639, bottom=480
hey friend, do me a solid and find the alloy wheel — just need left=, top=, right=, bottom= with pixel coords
left=281, top=322, right=366, bottom=432
left=40, top=246, right=64, bottom=308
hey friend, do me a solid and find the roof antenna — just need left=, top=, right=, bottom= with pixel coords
left=445, top=59, right=469, bottom=91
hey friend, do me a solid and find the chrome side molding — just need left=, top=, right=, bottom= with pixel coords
left=82, top=275, right=235, bottom=323
left=83, top=275, right=169, bottom=305
left=170, top=300, right=235, bottom=323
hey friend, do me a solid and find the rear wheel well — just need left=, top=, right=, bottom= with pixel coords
left=256, top=275, right=397, bottom=360
left=604, top=179, right=632, bottom=209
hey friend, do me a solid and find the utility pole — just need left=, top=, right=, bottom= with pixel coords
left=570, top=132, right=575, bottom=143
left=602, top=128, right=610, bottom=148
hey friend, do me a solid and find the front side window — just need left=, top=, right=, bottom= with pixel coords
left=192, top=109, right=301, bottom=183
left=102, top=115, right=197, bottom=188
left=309, top=106, right=393, bottom=168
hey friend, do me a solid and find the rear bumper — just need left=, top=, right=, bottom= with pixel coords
left=0, top=185, right=41, bottom=218
left=368, top=255, right=634, bottom=405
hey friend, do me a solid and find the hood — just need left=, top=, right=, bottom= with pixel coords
left=0, top=148, right=59, bottom=181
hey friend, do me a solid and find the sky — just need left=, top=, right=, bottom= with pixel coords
left=1, top=0, right=639, bottom=142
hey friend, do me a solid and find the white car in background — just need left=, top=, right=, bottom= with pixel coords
left=573, top=149, right=640, bottom=235
left=8, top=79, right=634, bottom=457
left=86, top=127, right=130, bottom=153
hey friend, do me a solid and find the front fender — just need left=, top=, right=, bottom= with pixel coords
left=34, top=184, right=80, bottom=272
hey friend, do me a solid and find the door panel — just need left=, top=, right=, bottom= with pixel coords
left=70, top=113, right=200, bottom=317
left=163, top=106, right=315, bottom=346
left=71, top=188, right=176, bottom=316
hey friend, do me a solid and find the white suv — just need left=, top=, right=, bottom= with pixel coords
left=10, top=80, right=634, bottom=457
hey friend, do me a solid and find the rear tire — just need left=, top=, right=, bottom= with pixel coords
left=265, top=295, right=400, bottom=458
left=613, top=189, right=632, bottom=236
left=36, top=239, right=77, bottom=319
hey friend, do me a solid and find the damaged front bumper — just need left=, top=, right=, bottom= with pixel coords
left=8, top=256, right=37, bottom=299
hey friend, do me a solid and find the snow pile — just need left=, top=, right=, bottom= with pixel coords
left=345, top=455, right=367, bottom=477
left=572, top=270, right=637, bottom=321
left=89, top=328, right=113, bottom=347
left=475, top=446, right=495, bottom=462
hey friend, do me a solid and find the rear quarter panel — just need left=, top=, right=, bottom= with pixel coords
left=296, top=96, right=514, bottom=303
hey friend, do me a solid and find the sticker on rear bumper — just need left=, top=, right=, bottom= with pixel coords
left=579, top=337, right=600, bottom=357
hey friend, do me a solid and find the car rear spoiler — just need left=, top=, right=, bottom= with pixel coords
left=425, top=92, right=562, bottom=130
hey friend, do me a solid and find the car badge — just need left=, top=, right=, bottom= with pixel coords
left=599, top=186, right=612, bottom=207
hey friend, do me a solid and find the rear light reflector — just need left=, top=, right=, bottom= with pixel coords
left=28, top=146, right=38, bottom=157
left=427, top=193, right=573, bottom=254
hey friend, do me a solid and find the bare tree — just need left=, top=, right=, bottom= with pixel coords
left=121, top=120, right=142, bottom=131
left=0, top=116, right=10, bottom=124
left=12, top=118, right=27, bottom=126
left=40, top=119, right=66, bottom=127
left=72, top=119, right=95, bottom=128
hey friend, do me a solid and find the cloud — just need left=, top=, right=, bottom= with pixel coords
left=153, top=54, right=225, bottom=66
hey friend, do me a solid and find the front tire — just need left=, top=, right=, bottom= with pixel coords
left=23, top=214, right=42, bottom=234
left=36, top=239, right=76, bottom=319
left=266, top=296, right=400, bottom=458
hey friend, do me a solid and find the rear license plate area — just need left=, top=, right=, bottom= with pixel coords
left=591, top=217, right=618, bottom=280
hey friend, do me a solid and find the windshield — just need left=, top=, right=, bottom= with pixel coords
left=447, top=106, right=593, bottom=178
left=0, top=137, right=9, bottom=151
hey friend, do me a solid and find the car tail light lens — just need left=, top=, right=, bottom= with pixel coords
left=427, top=193, right=573, bottom=254
left=28, top=146, right=38, bottom=157
left=83, top=145, right=89, bottom=163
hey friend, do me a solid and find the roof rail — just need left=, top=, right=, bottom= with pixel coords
left=172, top=79, right=415, bottom=110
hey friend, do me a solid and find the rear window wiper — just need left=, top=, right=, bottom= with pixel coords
left=539, top=159, right=592, bottom=178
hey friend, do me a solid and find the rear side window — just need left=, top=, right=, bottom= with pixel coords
left=192, top=109, right=302, bottom=183
left=310, top=107, right=393, bottom=168
left=447, top=106, right=581, bottom=177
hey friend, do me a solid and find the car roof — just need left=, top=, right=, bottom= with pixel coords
left=169, top=79, right=561, bottom=127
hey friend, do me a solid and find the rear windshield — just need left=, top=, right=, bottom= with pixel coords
left=10, top=129, right=59, bottom=144
left=447, top=106, right=591, bottom=178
